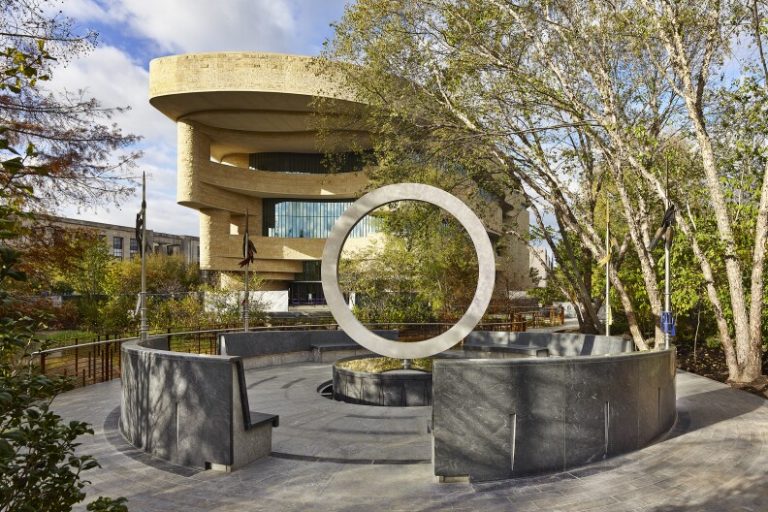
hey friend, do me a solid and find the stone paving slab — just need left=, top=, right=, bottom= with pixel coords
left=52, top=366, right=768, bottom=511
left=245, top=363, right=431, bottom=463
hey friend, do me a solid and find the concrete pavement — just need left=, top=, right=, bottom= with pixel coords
left=54, top=364, right=768, bottom=512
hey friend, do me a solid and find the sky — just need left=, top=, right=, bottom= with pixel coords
left=52, top=0, right=350, bottom=236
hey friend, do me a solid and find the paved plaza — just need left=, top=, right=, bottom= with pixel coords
left=55, top=363, right=768, bottom=512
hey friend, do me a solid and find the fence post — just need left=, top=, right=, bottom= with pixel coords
left=74, top=339, right=79, bottom=373
left=40, top=353, right=46, bottom=375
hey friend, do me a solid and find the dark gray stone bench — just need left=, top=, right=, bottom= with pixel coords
left=121, top=336, right=279, bottom=471
left=220, top=330, right=395, bottom=367
left=432, top=348, right=676, bottom=481
left=464, top=331, right=632, bottom=356
left=249, top=412, right=279, bottom=428
left=310, top=341, right=360, bottom=351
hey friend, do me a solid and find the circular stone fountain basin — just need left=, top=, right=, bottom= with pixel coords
left=332, top=355, right=432, bottom=406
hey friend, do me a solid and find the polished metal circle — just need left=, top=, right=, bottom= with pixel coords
left=321, top=183, right=496, bottom=359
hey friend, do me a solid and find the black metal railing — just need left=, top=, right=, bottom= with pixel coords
left=31, top=315, right=566, bottom=389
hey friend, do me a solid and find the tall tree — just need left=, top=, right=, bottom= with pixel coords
left=0, top=2, right=134, bottom=509
left=1, top=0, right=140, bottom=215
left=324, top=0, right=768, bottom=383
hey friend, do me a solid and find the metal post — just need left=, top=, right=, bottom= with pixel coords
left=664, top=231, right=671, bottom=350
left=140, top=172, right=148, bottom=341
left=243, top=268, right=249, bottom=331
left=605, top=195, right=611, bottom=337
left=243, top=209, right=250, bottom=332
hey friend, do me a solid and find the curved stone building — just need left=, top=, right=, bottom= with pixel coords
left=149, top=52, right=529, bottom=307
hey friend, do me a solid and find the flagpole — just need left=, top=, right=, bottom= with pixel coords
left=663, top=160, right=671, bottom=350
left=243, top=209, right=249, bottom=332
left=664, top=229, right=671, bottom=349
left=605, top=194, right=611, bottom=337
left=140, top=172, right=148, bottom=341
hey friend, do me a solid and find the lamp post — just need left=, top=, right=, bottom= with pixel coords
left=136, top=172, right=148, bottom=341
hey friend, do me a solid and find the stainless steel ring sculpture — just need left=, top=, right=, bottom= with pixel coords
left=321, top=183, right=496, bottom=359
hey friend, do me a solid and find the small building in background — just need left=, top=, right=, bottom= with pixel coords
left=45, top=215, right=200, bottom=265
left=528, top=246, right=551, bottom=288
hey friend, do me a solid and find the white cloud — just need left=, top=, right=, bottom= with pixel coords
left=46, top=0, right=352, bottom=235
left=57, top=155, right=200, bottom=236
left=61, top=0, right=348, bottom=55
left=47, top=45, right=175, bottom=146
left=86, top=0, right=297, bottom=54
left=55, top=0, right=112, bottom=22
left=44, top=43, right=188, bottom=232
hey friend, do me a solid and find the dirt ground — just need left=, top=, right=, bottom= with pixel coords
left=676, top=342, right=768, bottom=399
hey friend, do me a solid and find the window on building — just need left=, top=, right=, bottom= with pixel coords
left=262, top=199, right=377, bottom=239
left=289, top=282, right=326, bottom=306
left=295, top=261, right=321, bottom=281
left=112, top=236, right=123, bottom=259
left=130, top=237, right=138, bottom=257
left=249, top=151, right=374, bottom=174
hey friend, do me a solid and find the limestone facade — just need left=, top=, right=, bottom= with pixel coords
left=149, top=52, right=530, bottom=304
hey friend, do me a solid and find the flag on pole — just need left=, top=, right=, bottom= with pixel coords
left=135, top=208, right=145, bottom=256
left=239, top=212, right=256, bottom=267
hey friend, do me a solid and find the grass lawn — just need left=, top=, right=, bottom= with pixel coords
left=36, top=330, right=99, bottom=348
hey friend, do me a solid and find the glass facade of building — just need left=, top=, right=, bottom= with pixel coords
left=262, top=199, right=377, bottom=239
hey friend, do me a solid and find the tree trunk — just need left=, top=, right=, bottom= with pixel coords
left=658, top=1, right=758, bottom=382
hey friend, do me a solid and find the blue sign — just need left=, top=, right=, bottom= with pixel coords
left=660, top=311, right=676, bottom=336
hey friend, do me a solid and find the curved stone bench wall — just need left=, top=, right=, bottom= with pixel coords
left=120, top=336, right=277, bottom=471
left=219, top=329, right=397, bottom=368
left=333, top=355, right=432, bottom=406
left=432, top=348, right=676, bottom=481
left=464, top=331, right=633, bottom=356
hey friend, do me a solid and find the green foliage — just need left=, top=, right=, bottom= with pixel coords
left=87, top=497, right=129, bottom=512
left=202, top=278, right=267, bottom=327
left=336, top=356, right=432, bottom=373
left=325, top=0, right=768, bottom=365
left=0, top=4, right=130, bottom=509
left=0, top=242, right=127, bottom=511
left=527, top=268, right=567, bottom=306
left=0, top=372, right=97, bottom=511
left=95, top=257, right=266, bottom=333
left=1, top=0, right=139, bottom=210
left=36, top=329, right=97, bottom=346
left=341, top=201, right=477, bottom=323
left=103, top=254, right=200, bottom=298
